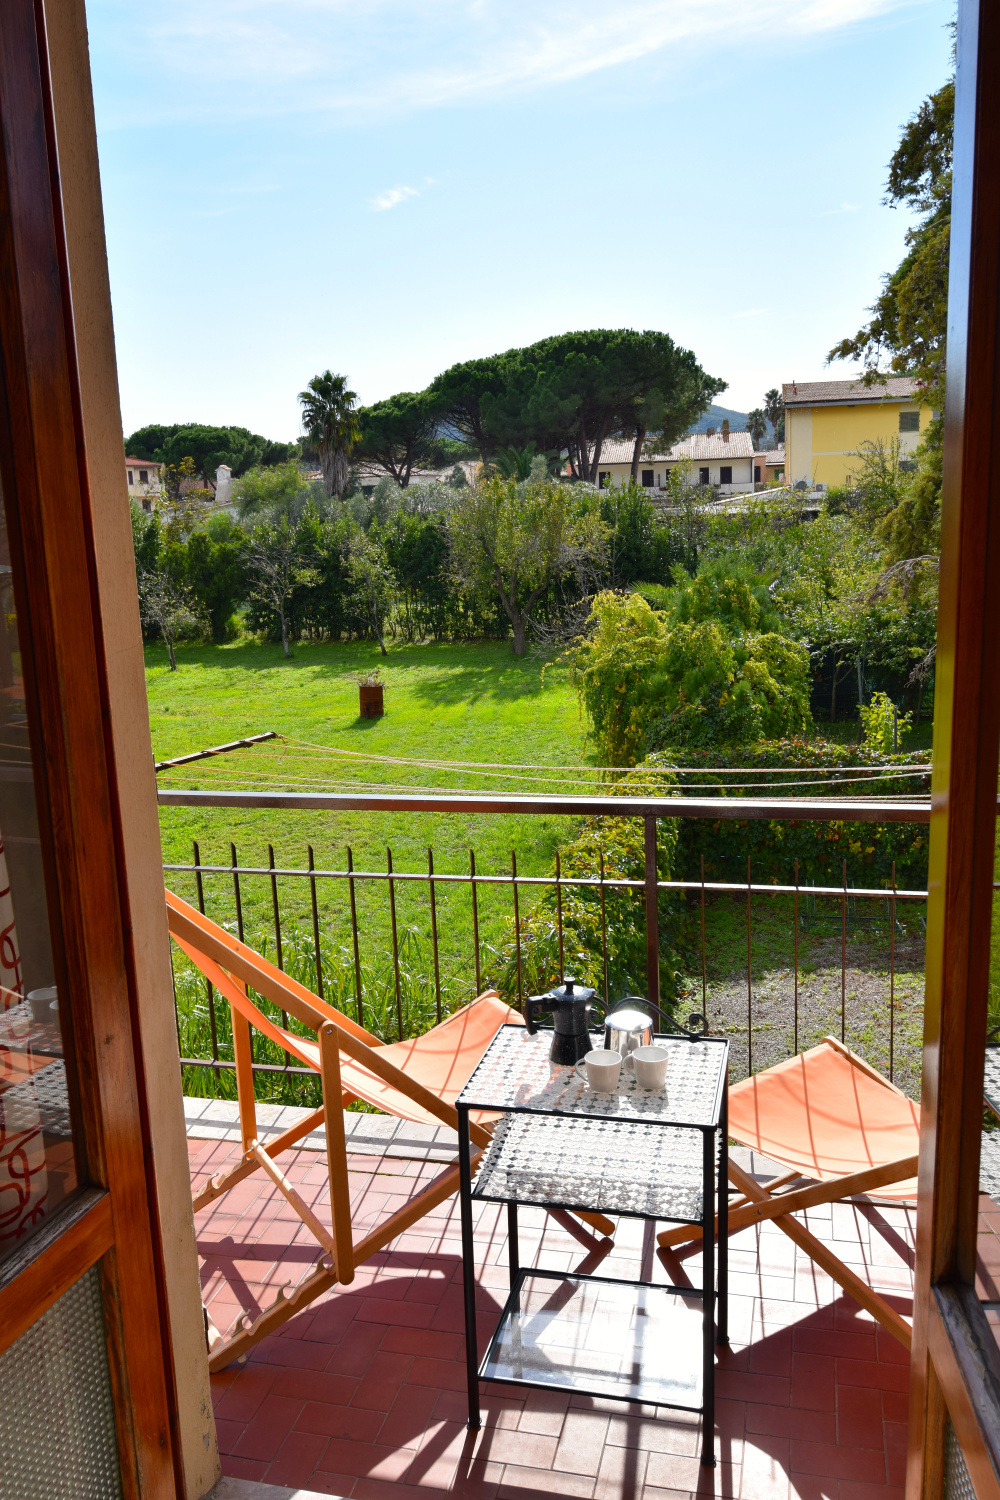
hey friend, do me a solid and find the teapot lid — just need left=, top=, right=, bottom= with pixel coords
left=605, top=1002, right=653, bottom=1030
left=544, top=975, right=597, bottom=1005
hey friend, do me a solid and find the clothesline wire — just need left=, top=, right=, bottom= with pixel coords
left=157, top=745, right=929, bottom=794
left=156, top=765, right=927, bottom=801
left=278, top=735, right=930, bottom=778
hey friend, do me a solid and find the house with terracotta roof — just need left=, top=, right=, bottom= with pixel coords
left=593, top=422, right=755, bottom=495
left=753, top=446, right=785, bottom=485
left=783, top=376, right=932, bottom=488
left=125, top=456, right=163, bottom=511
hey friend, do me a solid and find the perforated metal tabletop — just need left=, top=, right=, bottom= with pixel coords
left=457, top=1023, right=727, bottom=1128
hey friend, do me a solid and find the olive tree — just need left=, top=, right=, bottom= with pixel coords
left=137, top=570, right=202, bottom=670
left=245, top=518, right=318, bottom=658
left=448, top=467, right=608, bottom=656
left=346, top=530, right=397, bottom=655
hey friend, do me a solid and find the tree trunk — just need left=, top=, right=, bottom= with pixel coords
left=320, top=443, right=337, bottom=498
left=630, top=429, right=645, bottom=483
left=166, top=633, right=177, bottom=671
left=330, top=447, right=350, bottom=501
left=588, top=417, right=610, bottom=484
left=511, top=618, right=528, bottom=656
left=578, top=420, right=589, bottom=482
left=830, top=658, right=843, bottom=721
left=280, top=606, right=291, bottom=658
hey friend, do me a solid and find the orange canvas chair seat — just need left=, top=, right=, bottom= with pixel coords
left=272, top=991, right=518, bottom=1127
left=727, top=1040, right=920, bottom=1201
left=658, top=1037, right=919, bottom=1350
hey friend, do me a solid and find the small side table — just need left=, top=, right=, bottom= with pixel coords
left=455, top=1024, right=729, bottom=1467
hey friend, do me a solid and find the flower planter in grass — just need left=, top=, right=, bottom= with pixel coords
left=358, top=682, right=384, bottom=719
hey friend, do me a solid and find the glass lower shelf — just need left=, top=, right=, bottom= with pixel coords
left=480, top=1269, right=705, bottom=1411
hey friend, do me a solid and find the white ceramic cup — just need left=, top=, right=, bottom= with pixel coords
left=576, top=1048, right=622, bottom=1092
left=625, top=1045, right=669, bottom=1089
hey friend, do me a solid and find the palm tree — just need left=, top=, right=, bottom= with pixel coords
left=298, top=371, right=360, bottom=500
left=746, top=408, right=768, bottom=449
left=764, top=388, right=785, bottom=445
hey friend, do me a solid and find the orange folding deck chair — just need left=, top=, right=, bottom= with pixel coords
left=167, top=889, right=614, bottom=1369
left=657, top=1036, right=919, bottom=1349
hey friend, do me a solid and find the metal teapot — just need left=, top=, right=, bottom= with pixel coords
left=604, top=994, right=711, bottom=1054
left=603, top=1000, right=654, bottom=1058
left=525, top=976, right=597, bottom=1066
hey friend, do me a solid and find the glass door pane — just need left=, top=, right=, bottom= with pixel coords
left=0, top=478, right=79, bottom=1262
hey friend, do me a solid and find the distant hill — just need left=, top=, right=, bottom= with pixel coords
left=688, top=404, right=747, bottom=433
left=687, top=404, right=778, bottom=444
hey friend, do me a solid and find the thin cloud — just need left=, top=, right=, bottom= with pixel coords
left=94, top=0, right=936, bottom=127
left=735, top=308, right=767, bottom=319
left=370, top=184, right=420, bottom=211
left=818, top=201, right=861, bottom=216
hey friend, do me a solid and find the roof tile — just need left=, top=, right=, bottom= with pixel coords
left=781, top=377, right=920, bottom=406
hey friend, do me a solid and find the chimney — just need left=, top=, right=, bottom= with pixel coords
left=722, top=419, right=730, bottom=443
left=706, top=426, right=715, bottom=437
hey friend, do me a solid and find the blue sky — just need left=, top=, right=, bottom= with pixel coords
left=88, top=0, right=952, bottom=443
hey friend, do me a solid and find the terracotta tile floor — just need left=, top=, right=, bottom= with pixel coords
left=191, top=1137, right=915, bottom=1500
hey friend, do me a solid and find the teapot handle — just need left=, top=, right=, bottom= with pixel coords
left=524, top=995, right=551, bottom=1035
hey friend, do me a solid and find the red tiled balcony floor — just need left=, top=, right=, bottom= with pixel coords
left=191, top=1136, right=915, bottom=1500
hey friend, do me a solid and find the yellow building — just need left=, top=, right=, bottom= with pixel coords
left=783, top=376, right=933, bottom=488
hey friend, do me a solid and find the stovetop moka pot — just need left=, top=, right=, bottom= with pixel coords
left=524, top=976, right=597, bottom=1065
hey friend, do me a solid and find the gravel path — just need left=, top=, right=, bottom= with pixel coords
left=679, top=897, right=926, bottom=1096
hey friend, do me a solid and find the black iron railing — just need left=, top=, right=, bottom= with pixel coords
left=160, top=791, right=930, bottom=1098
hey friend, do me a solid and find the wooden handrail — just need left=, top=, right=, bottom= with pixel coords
left=157, top=788, right=931, bottom=823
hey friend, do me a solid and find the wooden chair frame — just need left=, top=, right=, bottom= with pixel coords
left=656, top=1037, right=917, bottom=1350
left=167, top=891, right=612, bottom=1370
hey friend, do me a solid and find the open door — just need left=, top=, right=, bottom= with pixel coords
left=908, top=2, right=1000, bottom=1496
left=0, top=4, right=215, bottom=1496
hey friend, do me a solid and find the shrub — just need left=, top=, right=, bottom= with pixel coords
left=860, top=690, right=912, bottom=754
left=570, top=588, right=812, bottom=766
left=635, top=740, right=931, bottom=888
left=488, top=765, right=687, bottom=1009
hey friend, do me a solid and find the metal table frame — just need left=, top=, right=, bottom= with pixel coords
left=456, top=1024, right=729, bottom=1468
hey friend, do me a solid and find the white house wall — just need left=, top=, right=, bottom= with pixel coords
left=597, top=458, right=754, bottom=492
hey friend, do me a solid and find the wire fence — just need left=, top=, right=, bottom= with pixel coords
left=167, top=825, right=928, bottom=1107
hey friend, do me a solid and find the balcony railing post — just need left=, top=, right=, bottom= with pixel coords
left=700, top=853, right=707, bottom=1013
left=469, top=849, right=481, bottom=996
left=230, top=840, right=253, bottom=1063
left=746, top=855, right=752, bottom=1076
left=890, top=860, right=897, bottom=1083
left=387, top=846, right=403, bottom=1040
left=511, top=851, right=523, bottom=1006
left=308, top=844, right=324, bottom=1000
left=347, top=845, right=363, bottom=1030
left=555, top=850, right=565, bottom=979
left=269, top=841, right=291, bottom=1066
left=841, top=857, right=847, bottom=1044
left=644, top=815, right=659, bottom=1010
left=794, top=858, right=799, bottom=1056
left=599, top=851, right=609, bottom=1011
left=193, top=839, right=219, bottom=1063
left=429, top=847, right=442, bottom=1023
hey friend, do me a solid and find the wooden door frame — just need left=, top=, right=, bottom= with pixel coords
left=907, top=1, right=1000, bottom=1495
left=0, top=3, right=216, bottom=1495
